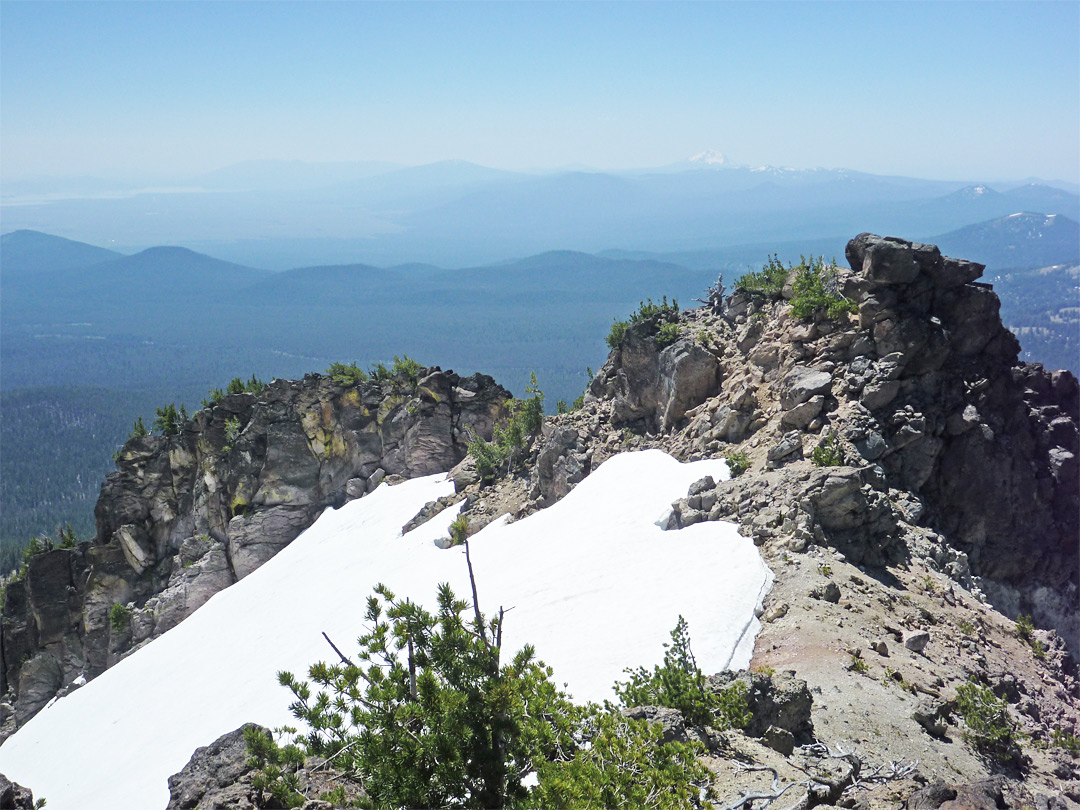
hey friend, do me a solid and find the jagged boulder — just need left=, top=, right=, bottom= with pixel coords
left=166, top=724, right=260, bottom=810
left=659, top=339, right=721, bottom=430
left=906, top=777, right=1008, bottom=810
left=707, top=670, right=814, bottom=743
left=166, top=724, right=362, bottom=809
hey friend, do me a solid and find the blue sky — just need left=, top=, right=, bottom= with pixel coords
left=2, top=1, right=1078, bottom=182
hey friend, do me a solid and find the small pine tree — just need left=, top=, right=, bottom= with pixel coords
left=276, top=582, right=578, bottom=809
left=128, top=416, right=149, bottom=440
left=153, top=403, right=183, bottom=436
left=614, top=616, right=749, bottom=729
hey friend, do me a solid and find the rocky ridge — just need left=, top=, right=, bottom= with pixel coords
left=2, top=233, right=1078, bottom=808
left=437, top=233, right=1079, bottom=804
left=0, top=367, right=509, bottom=739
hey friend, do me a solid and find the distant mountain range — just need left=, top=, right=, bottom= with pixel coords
left=931, top=211, right=1080, bottom=269
left=3, top=158, right=1076, bottom=268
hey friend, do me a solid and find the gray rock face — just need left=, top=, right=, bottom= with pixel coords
left=658, top=339, right=721, bottom=431
left=621, top=705, right=695, bottom=744
left=227, top=505, right=312, bottom=580
left=13, top=653, right=63, bottom=727
left=166, top=724, right=364, bottom=809
left=906, top=778, right=1007, bottom=810
left=535, top=427, right=590, bottom=503
left=0, top=773, right=37, bottom=810
left=846, top=233, right=940, bottom=285
left=166, top=723, right=260, bottom=810
left=1, top=367, right=511, bottom=737
left=605, top=321, right=664, bottom=426
left=599, top=325, right=720, bottom=431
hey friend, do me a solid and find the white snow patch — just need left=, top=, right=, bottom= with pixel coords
left=0, top=450, right=771, bottom=810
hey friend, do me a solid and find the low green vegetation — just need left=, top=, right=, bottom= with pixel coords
left=368, top=355, right=424, bottom=388
left=655, top=321, right=681, bottom=348
left=201, top=375, right=267, bottom=407
left=606, top=296, right=680, bottom=350
left=223, top=417, right=242, bottom=453
left=811, top=433, right=846, bottom=467
left=228, top=375, right=267, bottom=396
left=735, top=254, right=789, bottom=297
left=955, top=679, right=1023, bottom=762
left=152, top=403, right=187, bottom=437
left=326, top=361, right=368, bottom=386
left=531, top=708, right=712, bottom=810
left=723, top=450, right=750, bottom=478
left=448, top=513, right=469, bottom=547
left=605, top=319, right=629, bottom=349
left=735, top=255, right=855, bottom=322
left=1014, top=613, right=1048, bottom=660
left=848, top=653, right=868, bottom=674
left=468, top=373, right=545, bottom=483
left=1052, top=727, right=1080, bottom=758
left=255, top=584, right=722, bottom=810
left=245, top=726, right=306, bottom=808
left=790, top=256, right=857, bottom=321
left=109, top=602, right=132, bottom=633
left=1014, top=613, right=1034, bottom=641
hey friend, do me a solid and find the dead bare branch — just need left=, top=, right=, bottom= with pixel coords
left=322, top=631, right=354, bottom=666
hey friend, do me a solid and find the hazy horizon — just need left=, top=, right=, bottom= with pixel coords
left=2, top=2, right=1078, bottom=187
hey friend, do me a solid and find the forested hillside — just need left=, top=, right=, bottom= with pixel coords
left=0, top=387, right=163, bottom=572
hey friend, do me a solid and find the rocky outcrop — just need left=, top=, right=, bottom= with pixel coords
left=166, top=724, right=261, bottom=810
left=590, top=327, right=720, bottom=431
left=165, top=724, right=361, bottom=810
left=0, top=366, right=510, bottom=738
left=644, top=234, right=1078, bottom=655
left=708, top=669, right=815, bottom=744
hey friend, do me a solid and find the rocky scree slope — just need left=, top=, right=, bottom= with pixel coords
left=436, top=233, right=1079, bottom=804
left=0, top=368, right=509, bottom=739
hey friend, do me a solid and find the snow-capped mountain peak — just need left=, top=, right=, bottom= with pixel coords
left=688, top=149, right=733, bottom=166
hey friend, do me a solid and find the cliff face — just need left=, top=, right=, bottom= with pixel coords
left=0, top=367, right=509, bottom=736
